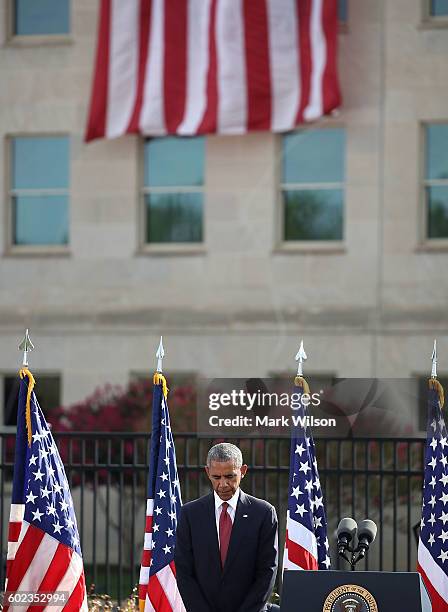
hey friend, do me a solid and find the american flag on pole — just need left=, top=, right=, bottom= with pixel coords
left=417, top=378, right=448, bottom=611
left=283, top=376, right=330, bottom=571
left=86, top=0, right=341, bottom=141
left=4, top=369, right=87, bottom=611
left=139, top=373, right=185, bottom=612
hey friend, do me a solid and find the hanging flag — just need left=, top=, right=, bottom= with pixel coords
left=4, top=368, right=87, bottom=611
left=417, top=378, right=448, bottom=611
left=283, top=376, right=330, bottom=571
left=86, top=0, right=341, bottom=141
left=139, top=373, right=185, bottom=612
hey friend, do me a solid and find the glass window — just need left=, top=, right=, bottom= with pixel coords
left=338, top=0, right=348, bottom=22
left=10, top=136, right=69, bottom=246
left=430, top=0, right=448, bottom=16
left=3, top=374, right=61, bottom=427
left=143, top=137, right=204, bottom=244
left=14, top=0, right=70, bottom=36
left=424, top=124, right=448, bottom=239
left=281, top=129, right=345, bottom=241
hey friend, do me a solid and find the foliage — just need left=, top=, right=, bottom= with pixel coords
left=47, top=378, right=196, bottom=434
left=87, top=585, right=138, bottom=611
left=42, top=378, right=196, bottom=486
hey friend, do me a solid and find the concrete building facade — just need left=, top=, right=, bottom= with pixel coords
left=1, top=0, right=448, bottom=428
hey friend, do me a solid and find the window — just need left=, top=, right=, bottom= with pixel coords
left=423, top=0, right=448, bottom=23
left=281, top=128, right=345, bottom=242
left=338, top=0, right=348, bottom=23
left=142, top=137, right=204, bottom=245
left=430, top=0, right=448, bottom=16
left=2, top=373, right=61, bottom=427
left=424, top=124, right=448, bottom=240
left=9, top=136, right=69, bottom=248
left=12, top=0, right=70, bottom=36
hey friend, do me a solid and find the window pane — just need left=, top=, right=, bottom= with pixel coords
left=426, top=125, right=448, bottom=180
left=15, top=0, right=70, bottom=35
left=283, top=189, right=343, bottom=241
left=12, top=137, right=69, bottom=189
left=144, top=137, right=205, bottom=187
left=427, top=186, right=448, bottom=239
left=431, top=0, right=448, bottom=16
left=338, top=0, right=348, bottom=22
left=13, top=195, right=69, bottom=245
left=146, top=193, right=203, bottom=243
left=282, top=129, right=345, bottom=184
left=3, top=375, right=60, bottom=427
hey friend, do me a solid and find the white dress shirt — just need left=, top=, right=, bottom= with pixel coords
left=214, top=488, right=240, bottom=546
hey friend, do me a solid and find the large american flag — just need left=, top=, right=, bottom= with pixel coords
left=417, top=378, right=448, bottom=611
left=4, top=369, right=87, bottom=611
left=283, top=376, right=330, bottom=571
left=139, top=374, right=185, bottom=612
left=86, top=0, right=341, bottom=141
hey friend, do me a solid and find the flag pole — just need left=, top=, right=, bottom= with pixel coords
left=154, top=336, right=168, bottom=398
left=18, top=329, right=34, bottom=368
left=294, top=340, right=310, bottom=394
left=139, top=336, right=184, bottom=611
left=6, top=332, right=87, bottom=608
left=429, top=339, right=444, bottom=409
left=18, top=330, right=35, bottom=447
left=295, top=339, right=307, bottom=377
left=283, top=340, right=331, bottom=571
left=156, top=336, right=164, bottom=373
left=431, top=339, right=437, bottom=380
left=417, top=345, right=448, bottom=606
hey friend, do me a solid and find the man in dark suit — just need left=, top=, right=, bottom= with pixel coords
left=175, top=443, right=278, bottom=612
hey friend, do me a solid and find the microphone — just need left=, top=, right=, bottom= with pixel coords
left=336, top=517, right=358, bottom=555
left=356, top=519, right=377, bottom=559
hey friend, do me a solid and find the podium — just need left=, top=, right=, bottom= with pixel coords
left=280, top=570, right=432, bottom=611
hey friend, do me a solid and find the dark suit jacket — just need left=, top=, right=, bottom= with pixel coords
left=175, top=490, right=278, bottom=612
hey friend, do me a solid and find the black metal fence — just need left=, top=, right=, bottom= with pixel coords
left=0, top=433, right=426, bottom=603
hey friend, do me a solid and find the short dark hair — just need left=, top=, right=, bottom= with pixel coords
left=206, top=443, right=243, bottom=468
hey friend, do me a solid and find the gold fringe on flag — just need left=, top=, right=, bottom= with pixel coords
left=153, top=372, right=169, bottom=399
left=294, top=375, right=310, bottom=396
left=429, top=378, right=444, bottom=410
left=19, top=367, right=35, bottom=447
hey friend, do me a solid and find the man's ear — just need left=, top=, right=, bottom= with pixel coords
left=205, top=465, right=210, bottom=478
left=241, top=464, right=248, bottom=478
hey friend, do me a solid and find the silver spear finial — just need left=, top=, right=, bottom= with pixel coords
left=295, top=339, right=307, bottom=377
left=431, top=339, right=438, bottom=379
left=18, top=329, right=34, bottom=367
left=156, top=336, right=165, bottom=373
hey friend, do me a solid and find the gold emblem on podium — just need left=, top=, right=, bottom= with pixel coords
left=323, top=584, right=378, bottom=612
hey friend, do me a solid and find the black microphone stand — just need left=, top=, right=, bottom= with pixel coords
left=337, top=540, right=370, bottom=571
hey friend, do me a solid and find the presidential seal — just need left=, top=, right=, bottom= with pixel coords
left=323, top=584, right=378, bottom=612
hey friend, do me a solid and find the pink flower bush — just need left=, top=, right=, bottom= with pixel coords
left=47, top=378, right=196, bottom=434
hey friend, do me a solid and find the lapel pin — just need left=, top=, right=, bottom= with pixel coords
left=243, top=514, right=248, bottom=518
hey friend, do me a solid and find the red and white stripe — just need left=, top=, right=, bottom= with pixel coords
left=86, top=0, right=341, bottom=141
left=5, top=503, right=25, bottom=592
left=5, top=513, right=87, bottom=612
left=283, top=510, right=319, bottom=572
left=418, top=542, right=448, bottom=612
left=139, top=499, right=185, bottom=612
